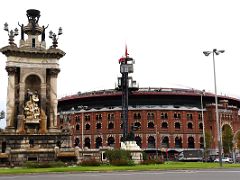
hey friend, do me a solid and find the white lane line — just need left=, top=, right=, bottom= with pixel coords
left=0, top=171, right=195, bottom=179
left=1, top=170, right=240, bottom=179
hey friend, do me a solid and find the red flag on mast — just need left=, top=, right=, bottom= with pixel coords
left=125, top=44, right=129, bottom=57
left=118, top=57, right=125, bottom=63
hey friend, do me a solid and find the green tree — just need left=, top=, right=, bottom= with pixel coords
left=236, top=132, right=240, bottom=150
left=222, top=125, right=233, bottom=154
left=205, top=130, right=212, bottom=149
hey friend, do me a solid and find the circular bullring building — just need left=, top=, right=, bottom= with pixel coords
left=57, top=87, right=240, bottom=159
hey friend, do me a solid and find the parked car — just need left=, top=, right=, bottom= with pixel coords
left=214, top=157, right=233, bottom=163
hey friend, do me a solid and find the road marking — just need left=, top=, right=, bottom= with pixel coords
left=1, top=169, right=240, bottom=179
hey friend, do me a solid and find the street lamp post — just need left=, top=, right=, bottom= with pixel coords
left=203, top=49, right=225, bottom=167
left=78, top=105, right=88, bottom=160
left=155, top=124, right=158, bottom=159
left=200, top=90, right=207, bottom=158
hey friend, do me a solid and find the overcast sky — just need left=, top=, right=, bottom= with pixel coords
left=0, top=0, right=240, bottom=127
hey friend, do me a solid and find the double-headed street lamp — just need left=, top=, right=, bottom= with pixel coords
left=203, top=49, right=225, bottom=167
left=200, top=90, right=206, bottom=153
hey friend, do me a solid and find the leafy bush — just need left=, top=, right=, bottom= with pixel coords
left=80, top=158, right=100, bottom=166
left=105, top=149, right=134, bottom=166
left=110, top=159, right=135, bottom=166
left=142, top=152, right=148, bottom=160
left=140, top=159, right=164, bottom=165
left=23, top=161, right=66, bottom=168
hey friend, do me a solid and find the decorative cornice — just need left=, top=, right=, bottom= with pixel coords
left=0, top=45, right=65, bottom=59
left=5, top=66, right=17, bottom=75
left=49, top=68, right=61, bottom=77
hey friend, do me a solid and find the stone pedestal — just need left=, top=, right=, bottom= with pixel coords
left=4, top=126, right=16, bottom=133
left=120, top=141, right=142, bottom=164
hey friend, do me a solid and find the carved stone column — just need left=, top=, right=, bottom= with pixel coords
left=5, top=67, right=17, bottom=129
left=18, top=82, right=25, bottom=114
left=40, top=83, right=47, bottom=115
left=48, top=68, right=60, bottom=131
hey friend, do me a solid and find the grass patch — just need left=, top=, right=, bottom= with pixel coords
left=0, top=162, right=240, bottom=175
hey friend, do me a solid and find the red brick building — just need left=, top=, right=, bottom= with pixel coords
left=57, top=87, right=240, bottom=157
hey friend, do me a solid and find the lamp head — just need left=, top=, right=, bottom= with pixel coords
left=58, top=27, right=62, bottom=35
left=4, top=22, right=8, bottom=31
left=214, top=49, right=225, bottom=55
left=203, top=51, right=211, bottom=56
left=14, top=28, right=19, bottom=36
left=49, top=30, right=53, bottom=38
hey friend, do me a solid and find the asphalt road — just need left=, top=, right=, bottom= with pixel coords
left=1, top=169, right=240, bottom=180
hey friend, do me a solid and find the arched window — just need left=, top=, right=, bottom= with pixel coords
left=200, top=137, right=204, bottom=148
left=175, top=137, right=182, bottom=148
left=148, top=136, right=155, bottom=148
left=199, top=123, right=203, bottom=130
left=96, top=123, right=102, bottom=129
left=175, top=122, right=181, bottom=129
left=95, top=137, right=102, bottom=148
left=75, top=116, right=80, bottom=123
left=84, top=137, right=90, bottom=149
left=108, top=122, right=114, bottom=129
left=74, top=138, right=80, bottom=146
left=120, top=123, right=123, bottom=129
left=107, top=137, right=115, bottom=147
left=162, top=136, right=169, bottom=148
left=135, top=136, right=142, bottom=148
left=147, top=112, right=154, bottom=120
left=148, top=122, right=155, bottom=129
left=76, top=124, right=80, bottom=131
left=85, top=123, right=90, bottom=130
left=187, top=122, right=193, bottom=129
left=161, top=122, right=168, bottom=129
left=137, top=113, right=141, bottom=119
left=161, top=112, right=168, bottom=119
left=134, top=122, right=141, bottom=130
left=188, top=137, right=195, bottom=148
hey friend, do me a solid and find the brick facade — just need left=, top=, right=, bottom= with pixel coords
left=57, top=88, right=240, bottom=154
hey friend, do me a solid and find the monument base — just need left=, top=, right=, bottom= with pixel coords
left=48, top=127, right=61, bottom=133
left=0, top=133, right=71, bottom=166
left=120, top=141, right=142, bottom=164
left=4, top=126, right=16, bottom=133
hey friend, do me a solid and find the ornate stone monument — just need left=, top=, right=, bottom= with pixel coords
left=0, top=9, right=71, bottom=166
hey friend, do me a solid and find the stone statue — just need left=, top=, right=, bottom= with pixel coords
left=24, top=89, right=40, bottom=120
left=32, top=90, right=39, bottom=102
left=24, top=97, right=34, bottom=120
left=18, top=22, right=24, bottom=40
left=41, top=25, right=49, bottom=41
